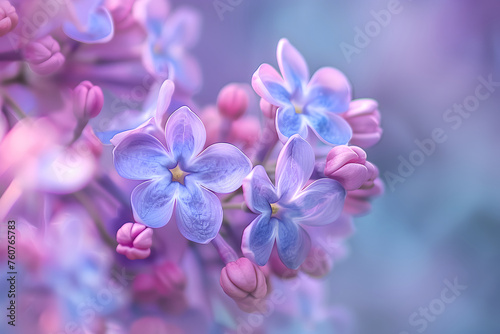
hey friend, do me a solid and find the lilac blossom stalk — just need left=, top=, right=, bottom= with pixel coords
left=241, top=134, right=346, bottom=269
left=113, top=106, right=252, bottom=243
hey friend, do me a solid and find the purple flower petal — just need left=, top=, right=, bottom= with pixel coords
left=288, top=178, right=346, bottom=226
left=242, top=165, right=279, bottom=214
left=165, top=106, right=206, bottom=165
left=275, top=105, right=308, bottom=142
left=242, top=215, right=278, bottom=266
left=161, top=7, right=201, bottom=49
left=175, top=179, right=223, bottom=244
left=276, top=219, right=311, bottom=269
left=131, top=177, right=177, bottom=228
left=277, top=39, right=309, bottom=96
left=63, top=2, right=114, bottom=44
left=252, top=64, right=291, bottom=107
left=155, top=80, right=175, bottom=129
left=275, top=135, right=315, bottom=201
left=113, top=133, right=175, bottom=180
left=188, top=143, right=252, bottom=193
left=305, top=67, right=351, bottom=112
left=304, top=109, right=352, bottom=145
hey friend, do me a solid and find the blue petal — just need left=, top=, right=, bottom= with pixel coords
left=275, top=135, right=315, bottom=202
left=275, top=105, right=308, bottom=142
left=63, top=4, right=114, bottom=44
left=286, top=179, right=346, bottom=226
left=165, top=106, right=206, bottom=166
left=242, top=165, right=278, bottom=214
left=305, top=67, right=351, bottom=112
left=276, top=219, right=311, bottom=269
left=131, top=177, right=177, bottom=228
left=242, top=215, right=278, bottom=266
left=188, top=143, right=252, bottom=193
left=175, top=179, right=223, bottom=244
left=113, top=133, right=175, bottom=180
left=304, top=109, right=352, bottom=146
left=252, top=64, right=291, bottom=107
left=277, top=39, right=309, bottom=97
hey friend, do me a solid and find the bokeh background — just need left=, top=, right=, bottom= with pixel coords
left=173, top=0, right=500, bottom=333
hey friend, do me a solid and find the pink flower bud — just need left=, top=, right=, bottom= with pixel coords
left=0, top=1, right=18, bottom=37
left=116, top=222, right=153, bottom=260
left=132, top=273, right=158, bottom=303
left=217, top=83, right=249, bottom=120
left=260, top=98, right=278, bottom=119
left=220, top=258, right=267, bottom=311
left=154, top=261, right=186, bottom=296
left=23, top=36, right=65, bottom=75
left=200, top=106, right=223, bottom=147
left=228, top=117, right=261, bottom=151
left=300, top=247, right=331, bottom=278
left=324, top=145, right=372, bottom=191
left=342, top=99, right=382, bottom=148
left=344, top=177, right=384, bottom=216
left=73, top=81, right=104, bottom=119
left=130, top=317, right=183, bottom=334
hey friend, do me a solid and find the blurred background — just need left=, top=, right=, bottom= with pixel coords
left=172, top=0, right=500, bottom=333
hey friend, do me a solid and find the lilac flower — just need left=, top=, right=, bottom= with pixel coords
left=137, top=0, right=202, bottom=94
left=62, top=0, right=114, bottom=44
left=113, top=106, right=252, bottom=243
left=241, top=135, right=346, bottom=269
left=252, top=39, right=353, bottom=145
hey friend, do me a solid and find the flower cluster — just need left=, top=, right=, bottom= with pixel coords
left=0, top=1, right=383, bottom=332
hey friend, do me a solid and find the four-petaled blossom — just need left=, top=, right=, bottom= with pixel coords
left=252, top=38, right=353, bottom=145
left=113, top=106, right=252, bottom=243
left=241, top=135, right=346, bottom=269
left=138, top=0, right=202, bottom=94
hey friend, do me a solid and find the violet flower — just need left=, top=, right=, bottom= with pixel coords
left=252, top=38, right=353, bottom=145
left=137, top=0, right=202, bottom=94
left=241, top=134, right=346, bottom=269
left=113, top=106, right=252, bottom=243
left=62, top=0, right=114, bottom=44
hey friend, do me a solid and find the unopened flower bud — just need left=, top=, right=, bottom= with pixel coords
left=132, top=273, right=158, bottom=303
left=116, top=222, right=153, bottom=260
left=228, top=117, right=261, bottom=151
left=300, top=247, right=331, bottom=278
left=154, top=261, right=186, bottom=296
left=342, top=99, right=382, bottom=148
left=130, top=317, right=183, bottom=334
left=324, top=145, right=371, bottom=191
left=73, top=81, right=104, bottom=119
left=24, top=36, right=65, bottom=75
left=344, top=178, right=384, bottom=216
left=260, top=98, right=278, bottom=119
left=0, top=1, right=18, bottom=37
left=220, top=257, right=267, bottom=311
left=217, top=83, right=249, bottom=120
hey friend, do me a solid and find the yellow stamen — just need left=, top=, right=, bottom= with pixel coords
left=294, top=105, right=303, bottom=114
left=271, top=203, right=279, bottom=215
left=170, top=165, right=187, bottom=185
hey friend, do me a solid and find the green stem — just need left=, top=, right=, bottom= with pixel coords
left=221, top=202, right=245, bottom=210
left=3, top=94, right=27, bottom=119
left=222, top=188, right=242, bottom=203
left=73, top=191, right=117, bottom=249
